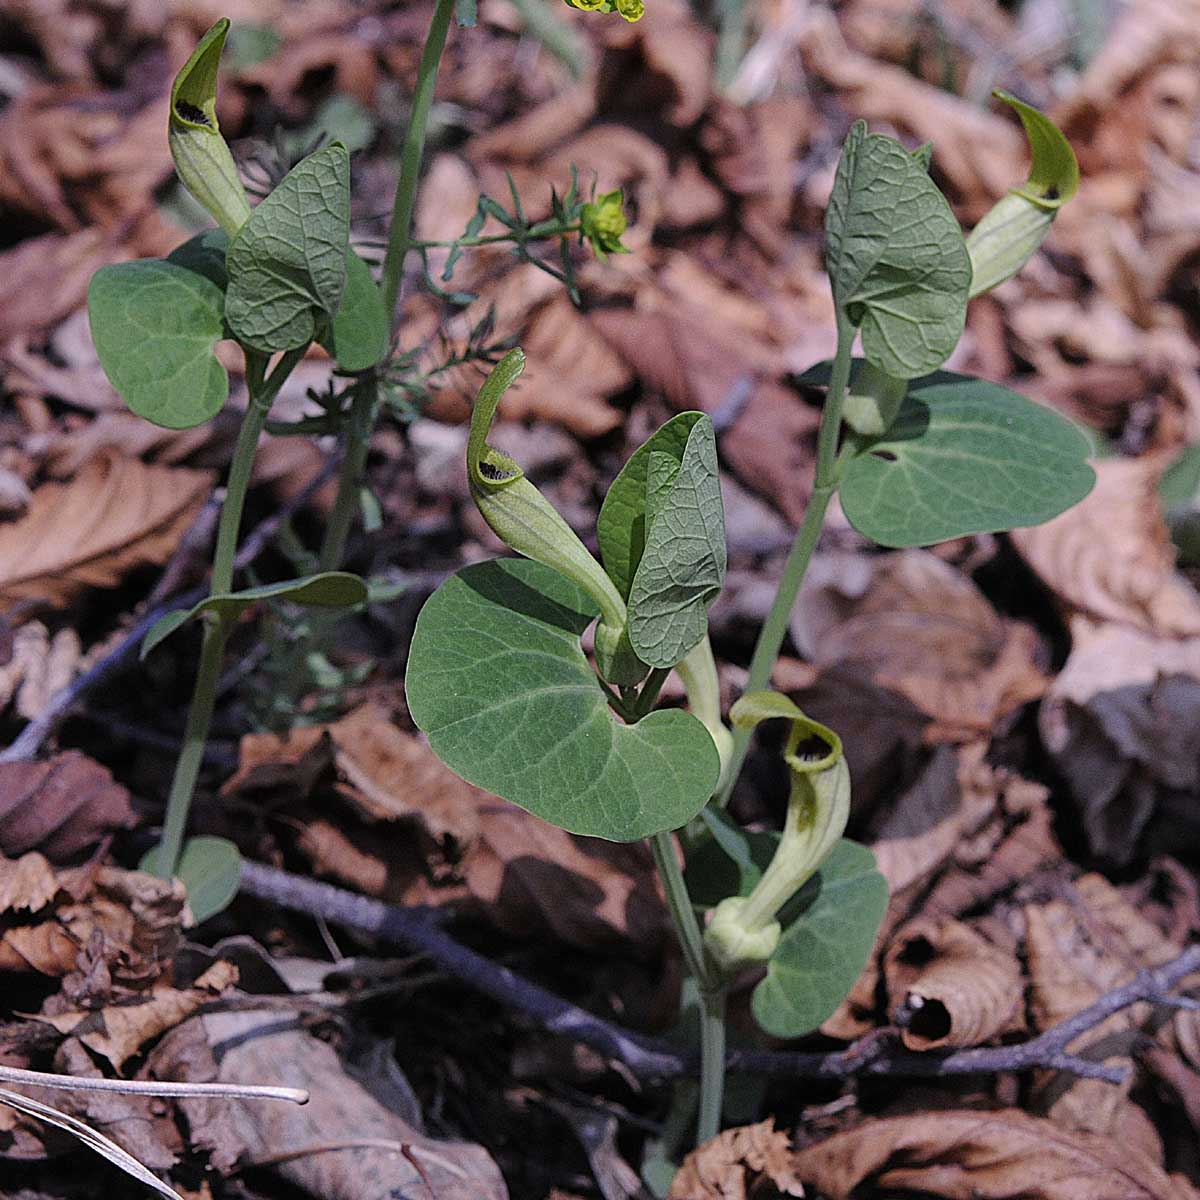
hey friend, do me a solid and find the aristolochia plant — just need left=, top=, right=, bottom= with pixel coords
left=406, top=93, right=1093, bottom=1152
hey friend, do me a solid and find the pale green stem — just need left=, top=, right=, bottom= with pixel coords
left=321, top=0, right=455, bottom=573
left=715, top=314, right=854, bottom=807
left=154, top=348, right=304, bottom=880
left=508, top=0, right=586, bottom=79
left=650, top=829, right=726, bottom=1144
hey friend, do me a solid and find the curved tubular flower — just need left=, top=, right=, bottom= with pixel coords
left=704, top=692, right=850, bottom=977
left=468, top=350, right=647, bottom=686
left=967, top=91, right=1078, bottom=299
left=169, top=19, right=252, bottom=237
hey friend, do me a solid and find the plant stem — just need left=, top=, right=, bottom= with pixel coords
left=410, top=222, right=581, bottom=250
left=650, top=829, right=727, bottom=1142
left=319, top=378, right=374, bottom=571
left=154, top=349, right=304, bottom=880
left=380, top=0, right=456, bottom=323
left=508, top=0, right=586, bottom=79
left=716, top=315, right=855, bottom=806
left=697, top=987, right=727, bottom=1144
left=320, top=0, right=454, bottom=574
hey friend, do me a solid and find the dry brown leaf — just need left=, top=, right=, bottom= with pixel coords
left=1012, top=456, right=1200, bottom=637
left=884, top=917, right=1024, bottom=1051
left=0, top=229, right=112, bottom=342
left=37, top=960, right=238, bottom=1071
left=0, top=751, right=135, bottom=861
left=793, top=551, right=1047, bottom=742
left=191, top=1009, right=508, bottom=1199
left=791, top=1109, right=1194, bottom=1200
left=0, top=450, right=213, bottom=614
left=670, top=1120, right=804, bottom=1200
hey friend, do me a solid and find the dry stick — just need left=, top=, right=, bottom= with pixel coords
left=240, top=861, right=1200, bottom=1086
left=0, top=458, right=339, bottom=765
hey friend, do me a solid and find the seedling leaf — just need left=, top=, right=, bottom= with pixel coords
left=141, top=835, right=242, bottom=924
left=225, top=144, right=351, bottom=351
left=825, top=122, right=971, bottom=378
left=321, top=248, right=389, bottom=370
left=405, top=557, right=720, bottom=841
left=141, top=571, right=367, bottom=659
left=840, top=369, right=1096, bottom=547
left=88, top=243, right=229, bottom=430
left=752, top=838, right=888, bottom=1038
left=620, top=417, right=727, bottom=668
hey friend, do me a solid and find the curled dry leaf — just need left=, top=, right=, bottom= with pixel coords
left=884, top=917, right=1024, bottom=1051
left=1011, top=455, right=1200, bottom=638
left=0, top=751, right=134, bottom=861
left=0, top=450, right=213, bottom=614
left=0, top=851, right=183, bottom=987
left=793, top=551, right=1047, bottom=742
left=669, top=1120, right=804, bottom=1200
left=192, top=1009, right=508, bottom=1200
left=791, top=1109, right=1196, bottom=1200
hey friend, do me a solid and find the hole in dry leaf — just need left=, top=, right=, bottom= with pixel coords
left=896, top=934, right=936, bottom=967
left=175, top=100, right=211, bottom=126
left=906, top=994, right=952, bottom=1042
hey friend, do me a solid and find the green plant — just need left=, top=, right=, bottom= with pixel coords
left=405, top=93, right=1092, bottom=1157
left=86, top=9, right=619, bottom=918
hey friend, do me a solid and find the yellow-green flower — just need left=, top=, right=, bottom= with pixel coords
left=563, top=0, right=643, bottom=21
left=580, top=189, right=630, bottom=261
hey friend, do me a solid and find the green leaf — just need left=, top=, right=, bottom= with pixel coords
left=141, top=571, right=367, bottom=659
left=88, top=247, right=229, bottom=430
left=141, top=835, right=241, bottom=924
left=839, top=368, right=1096, bottom=547
left=825, top=122, right=971, bottom=378
left=225, top=144, right=351, bottom=352
left=598, top=412, right=704, bottom=598
left=321, top=249, right=389, bottom=370
left=405, top=557, right=720, bottom=841
left=684, top=808, right=778, bottom=908
left=751, top=838, right=887, bottom=1038
left=624, top=417, right=726, bottom=669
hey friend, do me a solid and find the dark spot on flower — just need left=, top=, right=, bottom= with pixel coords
left=175, top=100, right=211, bottom=127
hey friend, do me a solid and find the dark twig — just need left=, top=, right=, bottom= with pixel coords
left=239, top=861, right=1200, bottom=1086
left=1, top=458, right=339, bottom=764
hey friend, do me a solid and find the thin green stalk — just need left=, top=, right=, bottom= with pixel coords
left=715, top=315, right=854, bottom=806
left=380, top=0, right=456, bottom=323
left=715, top=0, right=747, bottom=91
left=696, top=987, right=727, bottom=1144
left=321, top=0, right=455, bottom=574
left=154, top=348, right=304, bottom=880
left=411, top=221, right=580, bottom=250
left=319, top=379, right=374, bottom=571
left=650, top=829, right=727, bottom=1143
left=508, top=0, right=586, bottom=79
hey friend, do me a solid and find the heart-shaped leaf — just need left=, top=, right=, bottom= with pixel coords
left=321, top=248, right=389, bottom=371
left=613, top=416, right=726, bottom=669
left=141, top=835, right=241, bottom=924
left=88, top=238, right=229, bottom=430
left=406, top=557, right=720, bottom=841
left=751, top=838, right=887, bottom=1038
left=141, top=571, right=367, bottom=659
left=825, top=122, right=971, bottom=378
left=840, top=369, right=1096, bottom=547
left=225, top=143, right=350, bottom=352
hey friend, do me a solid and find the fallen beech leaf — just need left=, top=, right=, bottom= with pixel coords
left=193, top=1009, right=508, bottom=1199
left=38, top=961, right=238, bottom=1072
left=0, top=450, right=213, bottom=614
left=1011, top=456, right=1200, bottom=638
left=0, top=751, right=134, bottom=861
left=0, top=229, right=112, bottom=341
left=884, top=917, right=1024, bottom=1050
left=670, top=1120, right=804, bottom=1200
left=791, top=1109, right=1194, bottom=1200
left=793, top=551, right=1047, bottom=742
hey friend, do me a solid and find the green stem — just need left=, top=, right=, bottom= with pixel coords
left=715, top=0, right=747, bottom=91
left=320, top=0, right=454, bottom=574
left=380, top=0, right=456, bottom=323
left=650, top=829, right=727, bottom=1144
left=319, top=378, right=374, bottom=572
left=508, top=0, right=586, bottom=79
left=154, top=348, right=304, bottom=881
left=716, top=315, right=854, bottom=806
left=696, top=987, right=727, bottom=1144
left=411, top=221, right=581, bottom=250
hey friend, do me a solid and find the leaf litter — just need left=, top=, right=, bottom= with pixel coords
left=1, top=0, right=1200, bottom=1198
